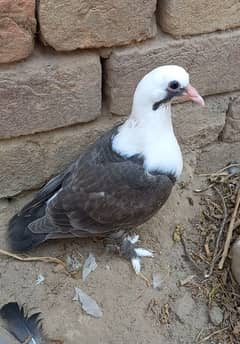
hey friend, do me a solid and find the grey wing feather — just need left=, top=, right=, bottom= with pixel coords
left=35, top=160, right=173, bottom=238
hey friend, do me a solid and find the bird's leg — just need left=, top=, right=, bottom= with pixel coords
left=120, top=234, right=154, bottom=274
left=104, top=232, right=153, bottom=275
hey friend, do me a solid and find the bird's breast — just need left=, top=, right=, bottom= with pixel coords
left=143, top=140, right=183, bottom=179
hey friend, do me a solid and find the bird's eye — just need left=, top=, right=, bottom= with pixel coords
left=168, top=80, right=180, bottom=90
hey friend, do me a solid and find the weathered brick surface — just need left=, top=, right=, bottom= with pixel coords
left=173, top=94, right=229, bottom=148
left=0, top=88, right=232, bottom=199
left=0, top=115, right=122, bottom=198
left=0, top=48, right=101, bottom=139
left=39, top=0, right=157, bottom=50
left=105, top=30, right=240, bottom=116
left=197, top=142, right=240, bottom=174
left=222, top=96, right=240, bottom=143
left=0, top=0, right=36, bottom=63
left=158, top=0, right=240, bottom=37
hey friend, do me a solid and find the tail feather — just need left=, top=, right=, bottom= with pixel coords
left=8, top=173, right=64, bottom=252
left=0, top=302, right=47, bottom=344
left=8, top=204, right=47, bottom=252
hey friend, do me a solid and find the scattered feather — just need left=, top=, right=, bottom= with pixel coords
left=73, top=287, right=103, bottom=318
left=127, top=234, right=139, bottom=244
left=66, top=255, right=82, bottom=273
left=134, top=248, right=153, bottom=257
left=0, top=302, right=47, bottom=343
left=82, top=254, right=97, bottom=281
left=152, top=273, right=164, bottom=290
left=131, top=257, right=141, bottom=274
left=36, top=274, right=45, bottom=285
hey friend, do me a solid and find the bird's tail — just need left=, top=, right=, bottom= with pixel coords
left=8, top=173, right=65, bottom=252
left=8, top=204, right=47, bottom=252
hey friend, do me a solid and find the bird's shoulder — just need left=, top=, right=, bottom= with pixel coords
left=62, top=124, right=175, bottom=198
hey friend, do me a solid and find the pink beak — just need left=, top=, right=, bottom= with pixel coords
left=182, top=84, right=205, bottom=106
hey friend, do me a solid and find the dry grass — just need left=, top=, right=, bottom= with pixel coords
left=182, top=163, right=240, bottom=344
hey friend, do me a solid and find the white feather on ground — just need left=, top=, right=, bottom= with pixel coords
left=82, top=254, right=97, bottom=281
left=73, top=287, right=103, bottom=318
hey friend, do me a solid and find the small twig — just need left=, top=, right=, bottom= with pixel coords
left=0, top=248, right=67, bottom=270
left=137, top=272, right=151, bottom=287
left=195, top=329, right=204, bottom=343
left=180, top=235, right=203, bottom=274
left=205, top=186, right=228, bottom=278
left=219, top=188, right=240, bottom=269
left=196, top=327, right=229, bottom=343
left=194, top=183, right=215, bottom=193
left=198, top=163, right=240, bottom=177
left=233, top=218, right=240, bottom=230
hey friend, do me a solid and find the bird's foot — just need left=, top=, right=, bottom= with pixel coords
left=120, top=234, right=154, bottom=274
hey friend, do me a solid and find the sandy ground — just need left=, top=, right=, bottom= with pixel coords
left=0, top=151, right=217, bottom=344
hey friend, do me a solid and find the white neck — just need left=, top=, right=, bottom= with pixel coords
left=112, top=103, right=183, bottom=179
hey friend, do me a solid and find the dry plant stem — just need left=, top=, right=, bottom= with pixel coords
left=205, top=186, right=228, bottom=278
left=233, top=218, right=240, bottom=230
left=0, top=248, right=67, bottom=269
left=198, top=163, right=240, bottom=177
left=180, top=235, right=203, bottom=274
left=219, top=188, right=240, bottom=269
left=195, top=329, right=204, bottom=342
left=138, top=272, right=151, bottom=287
left=194, top=183, right=215, bottom=193
left=196, top=327, right=229, bottom=343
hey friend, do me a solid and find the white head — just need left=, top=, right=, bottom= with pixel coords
left=131, top=65, right=204, bottom=116
left=112, top=65, right=204, bottom=178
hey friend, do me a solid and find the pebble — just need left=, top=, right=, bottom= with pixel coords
left=174, top=293, right=195, bottom=322
left=231, top=237, right=240, bottom=285
left=208, top=305, right=224, bottom=326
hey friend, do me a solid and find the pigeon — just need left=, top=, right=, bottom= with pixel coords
left=8, top=65, right=204, bottom=273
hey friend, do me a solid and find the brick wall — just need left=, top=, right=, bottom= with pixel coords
left=0, top=1, right=240, bottom=230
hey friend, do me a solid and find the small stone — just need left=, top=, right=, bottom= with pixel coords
left=208, top=305, right=224, bottom=326
left=223, top=97, right=240, bottom=143
left=174, top=293, right=195, bottom=322
left=231, top=237, right=240, bottom=285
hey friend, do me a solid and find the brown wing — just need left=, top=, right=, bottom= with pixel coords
left=29, top=157, right=173, bottom=238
